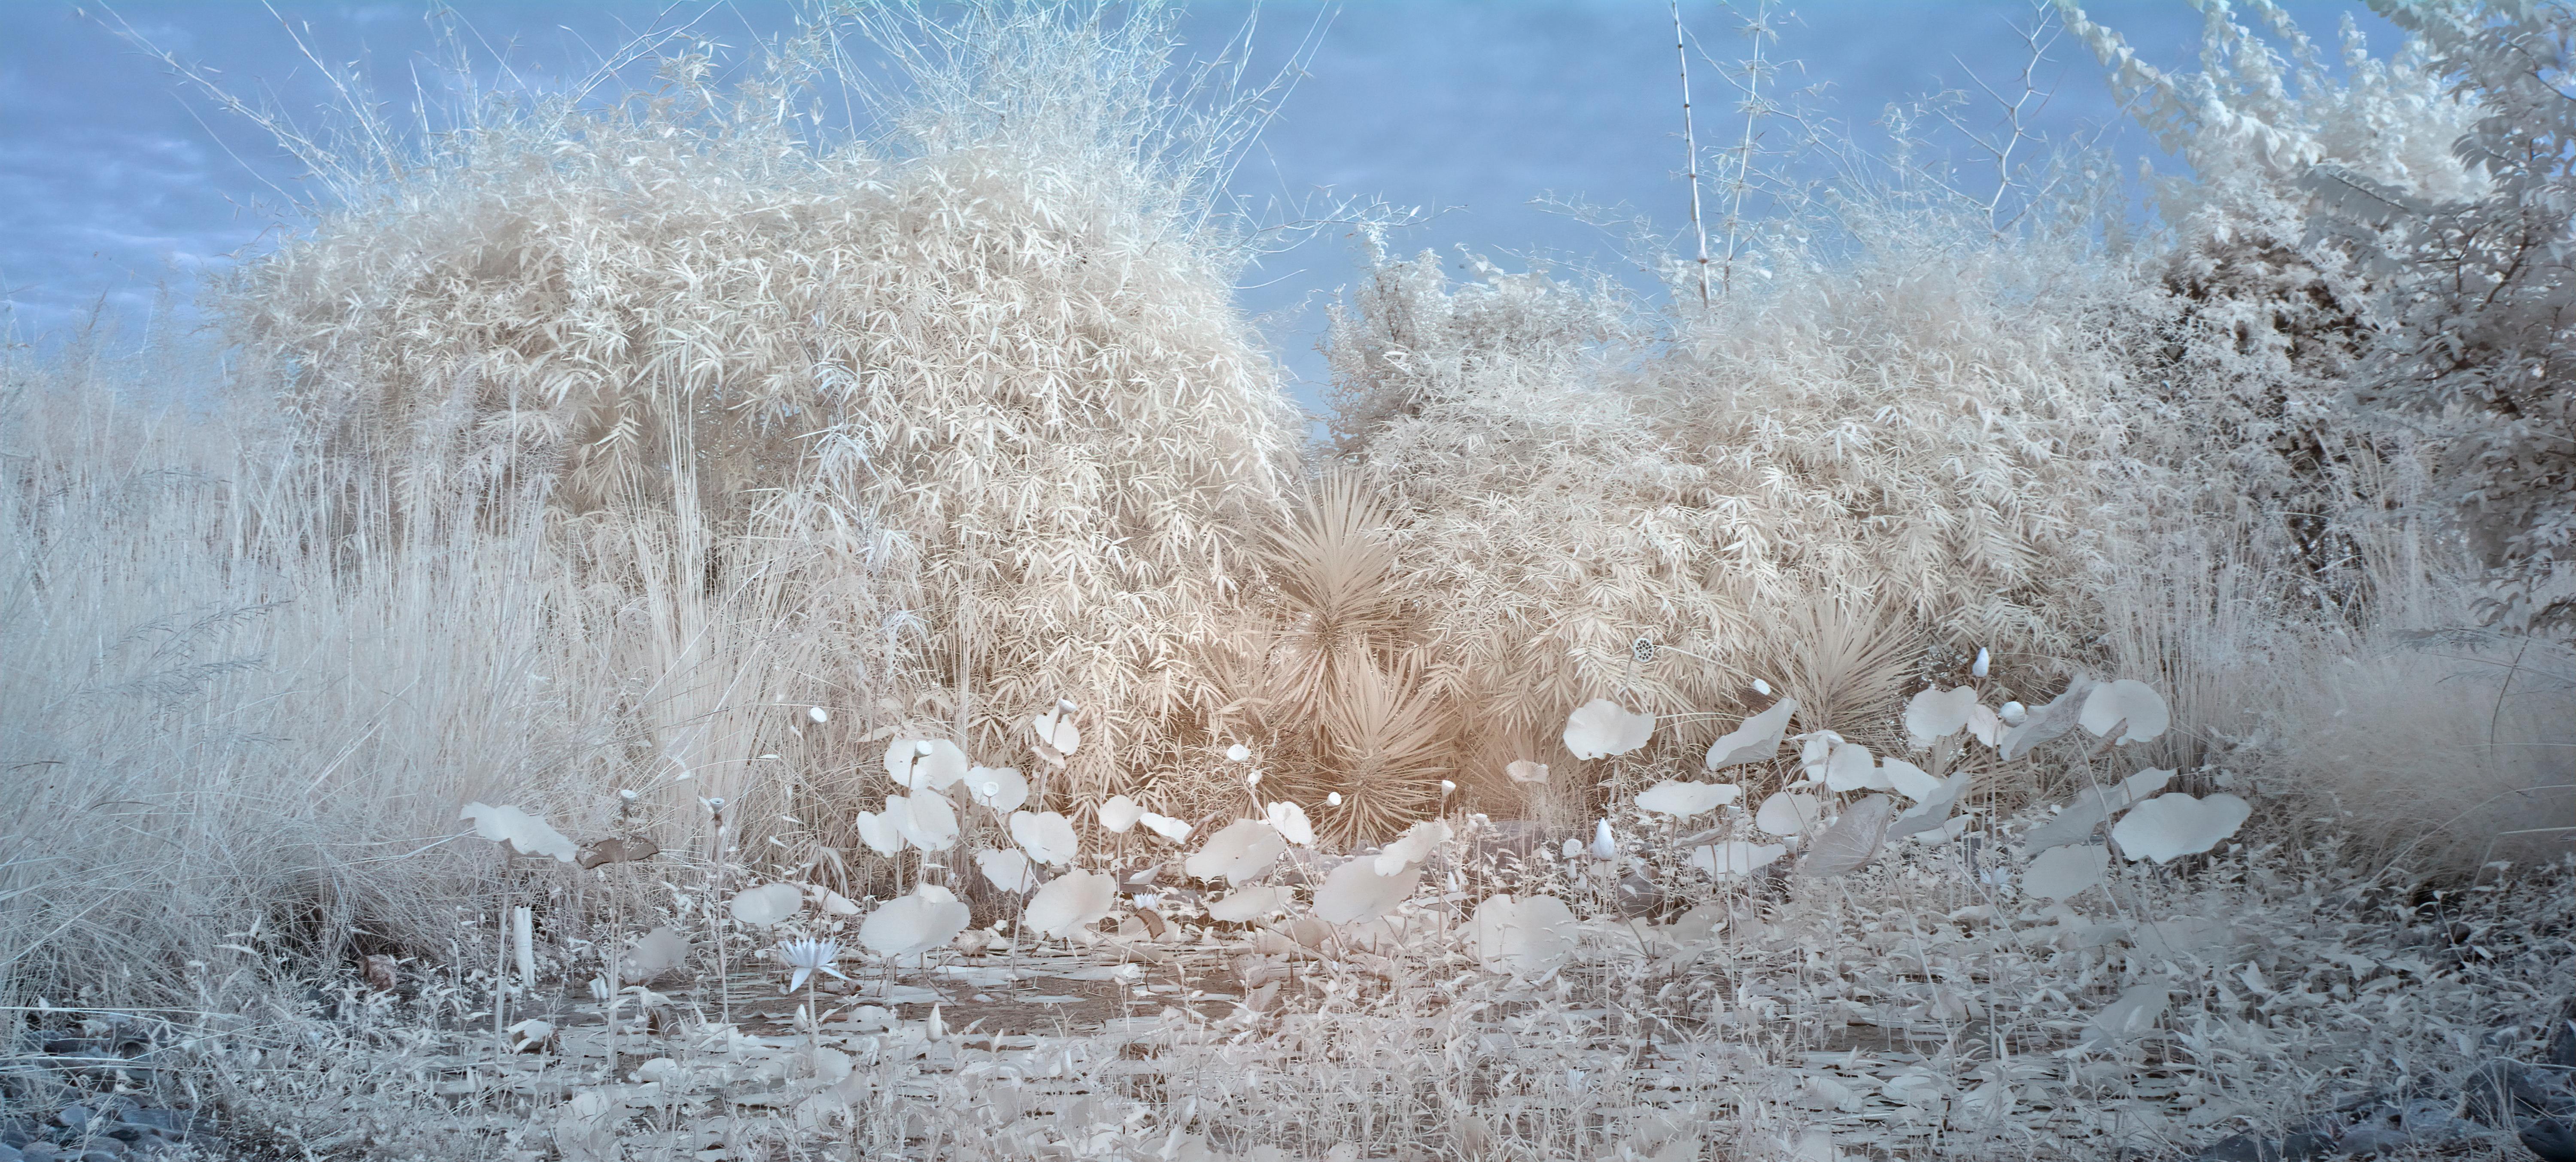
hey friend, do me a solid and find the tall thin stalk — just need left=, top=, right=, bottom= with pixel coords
left=1673, top=0, right=1710, bottom=310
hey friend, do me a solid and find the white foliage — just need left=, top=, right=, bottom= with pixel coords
left=2080, top=679, right=2170, bottom=744
left=1470, top=894, right=1576, bottom=977
left=1755, top=792, right=1824, bottom=837
left=976, top=848, right=1037, bottom=894
left=897, top=789, right=960, bottom=852
left=1373, top=819, right=1453, bottom=874
left=1136, top=812, right=1193, bottom=842
left=1688, top=840, right=1787, bottom=877
left=1635, top=779, right=1741, bottom=819
left=1822, top=740, right=1893, bottom=792
left=1704, top=698, right=1798, bottom=769
left=1903, top=686, right=1978, bottom=746
left=854, top=798, right=907, bottom=856
left=1097, top=794, right=1144, bottom=834
left=1264, top=801, right=1315, bottom=847
left=1023, top=869, right=1115, bottom=939
left=459, top=803, right=577, bottom=863
left=967, top=766, right=1027, bottom=812
left=2022, top=843, right=2111, bottom=901
left=1504, top=760, right=1551, bottom=784
left=1009, top=810, right=1080, bottom=865
left=1204, top=885, right=1292, bottom=923
left=1186, top=820, right=1286, bottom=885
left=2111, top=793, right=2251, bottom=863
left=729, top=882, right=805, bottom=927
left=1562, top=699, right=1655, bottom=759
left=1313, top=860, right=1423, bottom=925
left=857, top=886, right=971, bottom=959
left=1879, top=757, right=1942, bottom=803
left=1798, top=795, right=1895, bottom=878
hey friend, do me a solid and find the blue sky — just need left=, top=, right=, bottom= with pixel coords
left=0, top=0, right=2397, bottom=401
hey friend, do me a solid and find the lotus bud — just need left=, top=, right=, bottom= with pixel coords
left=1225, top=743, right=1252, bottom=762
left=1589, top=819, right=1619, bottom=861
left=1999, top=701, right=2026, bottom=725
left=1752, top=679, right=1773, bottom=696
left=1971, top=648, right=1990, bottom=678
left=619, top=789, right=638, bottom=801
left=1056, top=699, right=1078, bottom=714
left=1440, top=780, right=1457, bottom=795
left=808, top=706, right=829, bottom=724
left=1246, top=771, right=1263, bottom=787
left=915, top=740, right=935, bottom=757
left=1326, top=792, right=1343, bottom=807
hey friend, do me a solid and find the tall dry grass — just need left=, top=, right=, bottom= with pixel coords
left=211, top=2, right=1304, bottom=833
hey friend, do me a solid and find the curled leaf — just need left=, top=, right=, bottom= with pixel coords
left=1023, top=870, right=1116, bottom=939
left=1636, top=779, right=1742, bottom=819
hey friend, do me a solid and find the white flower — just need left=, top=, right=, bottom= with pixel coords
left=777, top=937, right=848, bottom=994
left=1225, top=743, right=1252, bottom=762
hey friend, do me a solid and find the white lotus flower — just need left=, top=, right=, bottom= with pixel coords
left=857, top=885, right=971, bottom=959
left=967, top=766, right=1027, bottom=812
left=1185, top=820, right=1287, bottom=885
left=1023, top=869, right=1116, bottom=939
left=1225, top=743, right=1252, bottom=762
left=1689, top=840, right=1786, bottom=877
left=977, top=848, right=1037, bottom=894
left=1137, top=812, right=1193, bottom=842
left=2080, top=679, right=2171, bottom=745
left=1265, top=801, right=1315, bottom=847
left=460, top=803, right=578, bottom=864
left=1314, top=860, right=1424, bottom=925
left=1704, top=698, right=1798, bottom=769
left=729, top=882, right=804, bottom=927
left=777, top=937, right=847, bottom=994
left=1636, top=779, right=1741, bottom=819
left=1505, top=760, right=1550, bottom=784
left=1010, top=810, right=1080, bottom=865
left=1563, top=699, right=1655, bottom=760
left=1097, top=794, right=1144, bottom=834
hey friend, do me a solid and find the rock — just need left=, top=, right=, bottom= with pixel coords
left=2524, top=1117, right=2576, bottom=1162
left=1, top=1131, right=29, bottom=1148
left=2460, top=1059, right=2576, bottom=1126
left=2192, top=1131, right=2336, bottom=1162
left=2548, top=996, right=2576, bottom=1069
left=16, top=1147, right=55, bottom=1162
left=0, top=1144, right=23, bottom=1162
